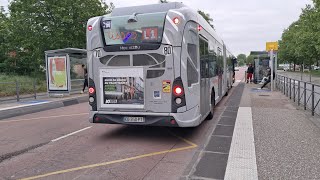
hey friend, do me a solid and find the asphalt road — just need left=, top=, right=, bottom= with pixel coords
left=0, top=70, right=245, bottom=180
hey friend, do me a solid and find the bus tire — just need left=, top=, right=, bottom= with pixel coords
left=206, top=91, right=215, bottom=120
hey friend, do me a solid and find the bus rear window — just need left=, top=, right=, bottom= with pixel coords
left=101, top=12, right=166, bottom=47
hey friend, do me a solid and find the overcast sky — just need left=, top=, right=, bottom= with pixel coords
left=0, top=0, right=311, bottom=56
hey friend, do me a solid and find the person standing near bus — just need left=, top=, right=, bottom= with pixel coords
left=81, top=64, right=88, bottom=93
left=246, top=63, right=254, bottom=83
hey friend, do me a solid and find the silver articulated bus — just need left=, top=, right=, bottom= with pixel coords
left=86, top=2, right=236, bottom=127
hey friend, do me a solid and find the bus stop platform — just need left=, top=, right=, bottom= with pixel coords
left=0, top=94, right=87, bottom=120
left=183, top=82, right=320, bottom=180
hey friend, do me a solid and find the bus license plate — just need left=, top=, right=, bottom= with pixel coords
left=123, top=117, right=145, bottom=123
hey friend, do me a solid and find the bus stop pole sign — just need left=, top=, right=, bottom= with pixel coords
left=266, top=42, right=278, bottom=92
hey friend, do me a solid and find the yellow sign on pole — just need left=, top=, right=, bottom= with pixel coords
left=266, top=42, right=278, bottom=51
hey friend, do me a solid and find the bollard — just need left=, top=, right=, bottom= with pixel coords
left=15, top=80, right=20, bottom=102
left=298, top=81, right=300, bottom=106
left=312, top=84, right=314, bottom=116
left=304, top=82, right=306, bottom=110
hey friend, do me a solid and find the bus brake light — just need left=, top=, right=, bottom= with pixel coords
left=88, top=25, right=93, bottom=31
left=173, top=17, right=180, bottom=25
left=174, top=86, right=183, bottom=96
left=89, top=87, right=95, bottom=94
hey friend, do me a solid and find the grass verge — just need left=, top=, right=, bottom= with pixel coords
left=0, top=74, right=47, bottom=97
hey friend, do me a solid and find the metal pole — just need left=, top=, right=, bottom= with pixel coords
left=274, top=52, right=278, bottom=90
left=283, top=76, right=286, bottom=94
left=312, top=84, right=314, bottom=116
left=289, top=78, right=292, bottom=99
left=293, top=79, right=295, bottom=102
left=286, top=77, right=289, bottom=97
left=33, top=79, right=37, bottom=99
left=15, top=80, right=20, bottom=102
left=298, top=81, right=300, bottom=106
left=304, top=82, right=306, bottom=110
left=301, top=62, right=303, bottom=81
left=270, top=50, right=274, bottom=91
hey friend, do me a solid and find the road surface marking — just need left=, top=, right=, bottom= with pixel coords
left=51, top=126, right=92, bottom=142
left=20, top=133, right=197, bottom=180
left=0, top=101, right=50, bottom=111
left=0, top=113, right=88, bottom=123
left=224, top=107, right=258, bottom=180
left=236, top=80, right=242, bottom=83
left=166, top=130, right=198, bottom=147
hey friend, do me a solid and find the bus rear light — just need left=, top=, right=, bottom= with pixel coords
left=198, top=25, right=202, bottom=31
left=170, top=119, right=176, bottom=125
left=88, top=25, right=93, bottom=31
left=174, top=86, right=183, bottom=96
left=175, top=97, right=182, bottom=105
left=89, top=87, right=95, bottom=94
left=171, top=77, right=186, bottom=113
left=173, top=17, right=180, bottom=25
left=89, top=97, right=95, bottom=103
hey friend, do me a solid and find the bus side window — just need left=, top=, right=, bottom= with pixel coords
left=217, top=48, right=223, bottom=75
left=208, top=52, right=217, bottom=77
left=199, top=37, right=209, bottom=78
left=186, top=28, right=199, bottom=87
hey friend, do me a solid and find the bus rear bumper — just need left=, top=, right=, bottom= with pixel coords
left=89, top=110, right=201, bottom=127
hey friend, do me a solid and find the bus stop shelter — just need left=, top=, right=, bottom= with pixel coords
left=249, top=51, right=271, bottom=83
left=45, top=48, right=87, bottom=97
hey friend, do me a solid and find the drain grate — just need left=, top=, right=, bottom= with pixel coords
left=259, top=94, right=270, bottom=96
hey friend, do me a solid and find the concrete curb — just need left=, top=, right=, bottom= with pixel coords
left=0, top=96, right=88, bottom=120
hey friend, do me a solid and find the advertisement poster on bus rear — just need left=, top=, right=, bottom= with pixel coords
left=47, top=56, right=68, bottom=91
left=100, top=68, right=144, bottom=109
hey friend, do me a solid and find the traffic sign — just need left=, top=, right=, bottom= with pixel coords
left=266, top=42, right=278, bottom=51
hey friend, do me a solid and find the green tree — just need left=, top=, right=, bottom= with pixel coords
left=246, top=55, right=255, bottom=65
left=0, top=7, right=9, bottom=73
left=278, top=0, right=320, bottom=71
left=236, top=54, right=246, bottom=66
left=5, top=0, right=111, bottom=75
left=198, top=10, right=215, bottom=29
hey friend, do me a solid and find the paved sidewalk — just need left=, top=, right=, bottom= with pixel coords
left=184, top=82, right=320, bottom=179
left=0, top=93, right=88, bottom=120
left=245, top=83, right=320, bottom=179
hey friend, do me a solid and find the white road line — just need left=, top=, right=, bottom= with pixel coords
left=0, top=113, right=89, bottom=123
left=224, top=107, right=258, bottom=180
left=0, top=101, right=50, bottom=111
left=51, top=126, right=92, bottom=142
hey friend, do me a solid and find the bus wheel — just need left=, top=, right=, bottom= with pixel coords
left=206, top=91, right=215, bottom=120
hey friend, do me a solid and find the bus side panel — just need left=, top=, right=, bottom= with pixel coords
left=223, top=44, right=228, bottom=95
left=86, top=17, right=103, bottom=51
left=144, top=52, right=174, bottom=113
left=180, top=21, right=200, bottom=113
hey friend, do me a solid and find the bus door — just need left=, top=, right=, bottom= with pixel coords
left=199, top=38, right=210, bottom=116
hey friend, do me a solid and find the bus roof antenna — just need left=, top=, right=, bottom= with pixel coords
left=128, top=13, right=138, bottom=23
